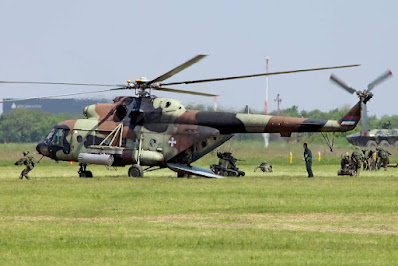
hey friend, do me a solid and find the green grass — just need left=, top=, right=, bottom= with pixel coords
left=0, top=142, right=398, bottom=265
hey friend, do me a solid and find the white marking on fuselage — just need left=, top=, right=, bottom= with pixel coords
left=168, top=137, right=177, bottom=147
left=341, top=121, right=356, bottom=125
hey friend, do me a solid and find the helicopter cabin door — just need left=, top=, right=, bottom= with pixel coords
left=140, top=129, right=165, bottom=153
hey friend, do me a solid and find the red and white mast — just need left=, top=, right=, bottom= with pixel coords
left=264, top=57, right=269, bottom=115
left=263, top=57, right=270, bottom=147
left=213, top=96, right=218, bottom=111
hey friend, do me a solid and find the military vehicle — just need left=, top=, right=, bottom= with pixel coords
left=346, top=128, right=398, bottom=147
left=338, top=152, right=360, bottom=176
left=330, top=70, right=393, bottom=147
left=210, top=152, right=245, bottom=177
left=338, top=161, right=357, bottom=176
left=0, top=55, right=363, bottom=178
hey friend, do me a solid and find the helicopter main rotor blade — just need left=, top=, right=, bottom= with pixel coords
left=160, top=64, right=360, bottom=86
left=0, top=81, right=124, bottom=87
left=367, top=70, right=393, bottom=91
left=0, top=87, right=125, bottom=103
left=153, top=87, right=217, bottom=97
left=149, top=54, right=208, bottom=84
left=329, top=74, right=356, bottom=94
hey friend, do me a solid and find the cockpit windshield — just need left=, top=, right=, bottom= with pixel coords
left=45, top=128, right=67, bottom=146
left=53, top=129, right=65, bottom=146
left=45, top=128, right=56, bottom=141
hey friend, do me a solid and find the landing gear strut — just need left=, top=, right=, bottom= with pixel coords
left=78, top=163, right=93, bottom=178
left=128, top=164, right=144, bottom=177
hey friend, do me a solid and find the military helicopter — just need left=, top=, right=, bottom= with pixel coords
left=0, top=55, right=365, bottom=178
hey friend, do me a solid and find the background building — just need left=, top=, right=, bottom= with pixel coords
left=2, top=98, right=111, bottom=115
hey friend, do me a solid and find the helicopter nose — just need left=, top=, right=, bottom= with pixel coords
left=36, top=141, right=49, bottom=157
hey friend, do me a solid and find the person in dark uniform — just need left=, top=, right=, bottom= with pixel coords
left=302, top=143, right=314, bottom=177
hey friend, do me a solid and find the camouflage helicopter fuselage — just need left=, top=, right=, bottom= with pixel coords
left=36, top=95, right=361, bottom=176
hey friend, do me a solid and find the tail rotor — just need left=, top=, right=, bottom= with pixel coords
left=330, top=70, right=393, bottom=134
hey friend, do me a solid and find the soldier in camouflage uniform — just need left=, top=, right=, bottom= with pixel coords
left=367, top=150, right=377, bottom=171
left=376, top=147, right=391, bottom=171
left=15, top=151, right=35, bottom=180
left=361, top=150, right=370, bottom=171
left=340, top=152, right=351, bottom=170
left=351, top=147, right=363, bottom=176
left=254, top=161, right=273, bottom=172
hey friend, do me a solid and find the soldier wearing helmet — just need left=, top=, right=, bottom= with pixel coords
left=350, top=147, right=363, bottom=176
left=376, top=147, right=391, bottom=171
left=14, top=151, right=35, bottom=180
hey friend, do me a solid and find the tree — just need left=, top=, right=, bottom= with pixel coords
left=0, top=109, right=80, bottom=143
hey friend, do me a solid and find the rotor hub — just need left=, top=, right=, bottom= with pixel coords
left=356, top=90, right=373, bottom=104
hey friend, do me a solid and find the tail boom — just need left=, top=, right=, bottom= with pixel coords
left=175, top=102, right=362, bottom=135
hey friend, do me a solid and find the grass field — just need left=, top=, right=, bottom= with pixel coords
left=0, top=142, right=397, bottom=265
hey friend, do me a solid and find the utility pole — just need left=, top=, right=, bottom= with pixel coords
left=262, top=57, right=270, bottom=148
left=264, top=57, right=269, bottom=115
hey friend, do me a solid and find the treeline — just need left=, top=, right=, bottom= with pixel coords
left=0, top=109, right=82, bottom=143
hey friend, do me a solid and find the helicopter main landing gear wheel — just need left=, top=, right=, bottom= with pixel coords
left=128, top=164, right=144, bottom=177
left=78, top=163, right=93, bottom=178
left=79, top=171, right=93, bottom=178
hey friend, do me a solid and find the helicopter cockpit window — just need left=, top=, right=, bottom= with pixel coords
left=51, top=128, right=67, bottom=146
left=45, top=128, right=56, bottom=143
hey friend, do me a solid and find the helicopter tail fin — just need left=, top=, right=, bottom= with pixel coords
left=338, top=102, right=361, bottom=128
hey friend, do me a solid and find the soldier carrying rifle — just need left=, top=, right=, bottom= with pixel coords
left=351, top=147, right=363, bottom=176
left=376, top=147, right=391, bottom=171
left=14, top=151, right=35, bottom=180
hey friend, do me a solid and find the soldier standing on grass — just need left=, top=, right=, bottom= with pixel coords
left=14, top=151, right=35, bottom=180
left=302, top=143, right=314, bottom=178
left=368, top=150, right=377, bottom=170
left=340, top=152, right=351, bottom=170
left=351, top=147, right=363, bottom=176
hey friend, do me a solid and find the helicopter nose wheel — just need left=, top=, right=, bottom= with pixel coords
left=78, top=163, right=93, bottom=178
left=128, top=164, right=144, bottom=177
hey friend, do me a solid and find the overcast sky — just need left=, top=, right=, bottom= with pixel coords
left=0, top=0, right=397, bottom=117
